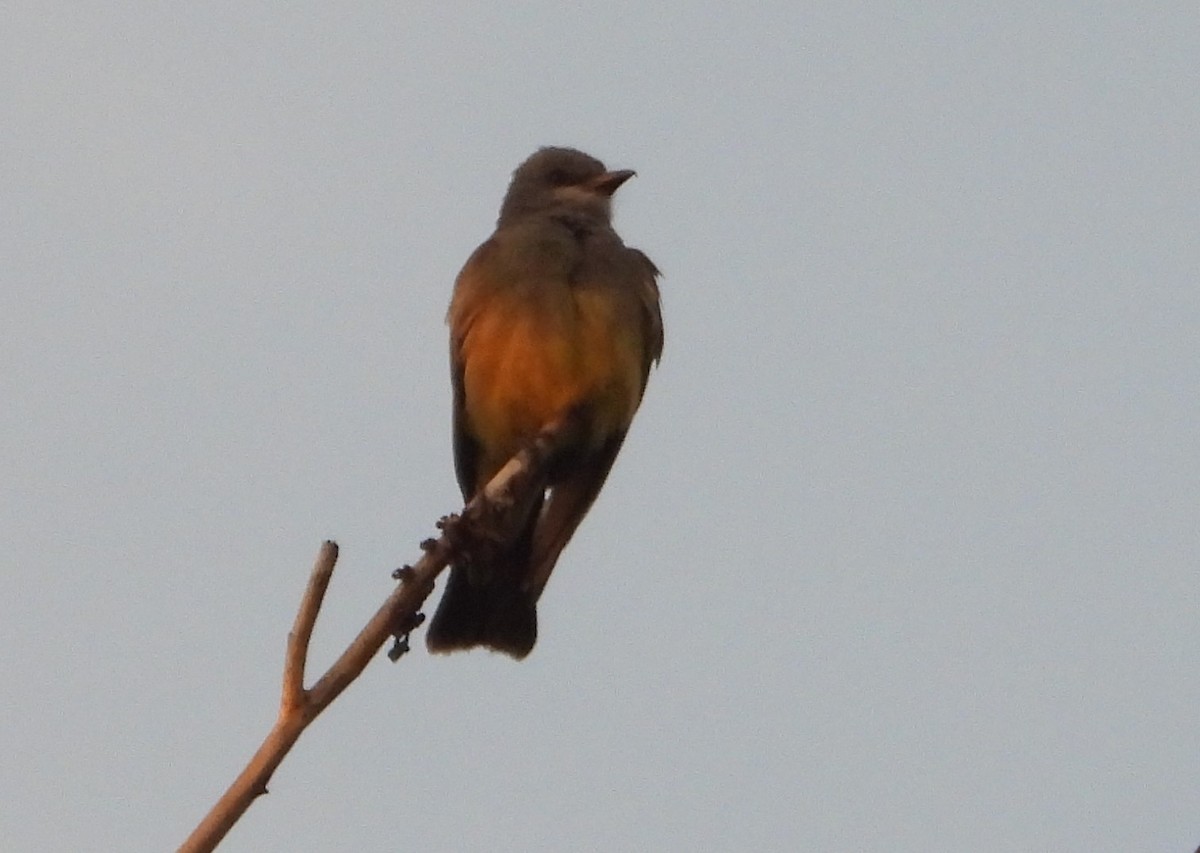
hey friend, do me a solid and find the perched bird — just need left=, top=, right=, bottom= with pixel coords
left=426, top=147, right=663, bottom=659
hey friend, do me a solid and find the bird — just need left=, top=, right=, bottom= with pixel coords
left=425, top=146, right=663, bottom=659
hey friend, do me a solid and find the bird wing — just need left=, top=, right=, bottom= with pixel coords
left=447, top=238, right=501, bottom=501
left=526, top=431, right=627, bottom=600
left=629, top=247, right=664, bottom=387
left=526, top=245, right=663, bottom=600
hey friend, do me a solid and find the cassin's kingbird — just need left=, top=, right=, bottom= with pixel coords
left=426, top=147, right=663, bottom=659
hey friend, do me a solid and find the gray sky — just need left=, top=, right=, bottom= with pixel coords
left=4, top=4, right=1198, bottom=851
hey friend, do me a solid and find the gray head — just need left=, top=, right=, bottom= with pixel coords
left=497, top=147, right=635, bottom=226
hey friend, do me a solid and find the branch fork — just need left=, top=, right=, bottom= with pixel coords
left=179, top=415, right=577, bottom=853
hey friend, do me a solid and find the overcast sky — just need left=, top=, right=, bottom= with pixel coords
left=3, top=4, right=1198, bottom=851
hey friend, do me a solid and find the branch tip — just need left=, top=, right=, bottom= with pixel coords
left=282, top=542, right=339, bottom=712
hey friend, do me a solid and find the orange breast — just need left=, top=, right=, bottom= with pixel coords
left=461, top=285, right=643, bottom=473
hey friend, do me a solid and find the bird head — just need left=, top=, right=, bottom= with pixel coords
left=497, top=147, right=636, bottom=226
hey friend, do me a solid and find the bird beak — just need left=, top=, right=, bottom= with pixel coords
left=587, top=169, right=636, bottom=197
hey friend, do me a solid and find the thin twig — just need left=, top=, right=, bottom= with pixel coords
left=282, top=541, right=337, bottom=712
left=178, top=416, right=573, bottom=853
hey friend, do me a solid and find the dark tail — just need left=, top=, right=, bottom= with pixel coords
left=426, top=508, right=540, bottom=659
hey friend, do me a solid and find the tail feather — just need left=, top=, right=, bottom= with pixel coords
left=425, top=564, right=538, bottom=658
left=426, top=498, right=541, bottom=659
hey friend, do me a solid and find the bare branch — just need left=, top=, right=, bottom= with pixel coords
left=282, top=541, right=337, bottom=713
left=178, top=415, right=575, bottom=853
